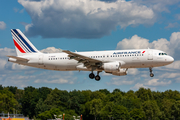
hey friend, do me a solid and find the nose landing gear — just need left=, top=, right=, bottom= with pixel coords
left=149, top=67, right=154, bottom=77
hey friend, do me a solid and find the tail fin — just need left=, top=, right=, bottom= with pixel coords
left=11, top=29, right=40, bottom=56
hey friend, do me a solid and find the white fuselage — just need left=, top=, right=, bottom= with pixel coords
left=9, top=49, right=174, bottom=71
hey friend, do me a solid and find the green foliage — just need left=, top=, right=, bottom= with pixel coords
left=100, top=102, right=114, bottom=119
left=87, top=98, right=103, bottom=120
left=112, top=105, right=130, bottom=120
left=141, top=100, right=161, bottom=120
left=1, top=86, right=180, bottom=120
left=130, top=108, right=145, bottom=120
left=0, top=88, right=19, bottom=113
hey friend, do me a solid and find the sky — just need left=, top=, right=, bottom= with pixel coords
left=0, top=0, right=180, bottom=92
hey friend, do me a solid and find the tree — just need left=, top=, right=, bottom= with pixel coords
left=87, top=99, right=103, bottom=120
left=135, top=88, right=153, bottom=101
left=0, top=85, right=3, bottom=90
left=38, top=87, right=52, bottom=101
left=68, top=90, right=85, bottom=114
left=35, top=98, right=48, bottom=115
left=100, top=102, right=114, bottom=119
left=171, top=100, right=180, bottom=119
left=38, top=108, right=62, bottom=120
left=0, top=88, right=19, bottom=113
left=44, top=88, right=69, bottom=111
left=112, top=105, right=129, bottom=120
left=99, top=89, right=110, bottom=95
left=21, top=87, right=40, bottom=118
left=90, top=91, right=106, bottom=100
left=130, top=108, right=145, bottom=120
left=7, top=86, right=18, bottom=95
left=141, top=100, right=161, bottom=120
left=160, top=99, right=174, bottom=119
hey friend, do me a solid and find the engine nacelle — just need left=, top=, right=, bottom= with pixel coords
left=103, top=62, right=119, bottom=72
left=112, top=69, right=127, bottom=76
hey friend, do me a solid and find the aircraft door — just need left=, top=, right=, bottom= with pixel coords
left=148, top=50, right=153, bottom=60
left=38, top=55, right=44, bottom=65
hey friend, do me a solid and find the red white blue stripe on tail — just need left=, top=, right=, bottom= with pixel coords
left=11, top=29, right=39, bottom=54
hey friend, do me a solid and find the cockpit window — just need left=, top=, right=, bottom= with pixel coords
left=159, top=53, right=167, bottom=55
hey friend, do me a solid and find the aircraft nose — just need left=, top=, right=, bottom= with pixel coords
left=168, top=56, right=174, bottom=63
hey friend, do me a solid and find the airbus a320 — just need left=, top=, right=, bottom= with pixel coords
left=7, top=29, right=174, bottom=81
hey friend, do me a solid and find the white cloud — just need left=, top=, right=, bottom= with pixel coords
left=0, top=47, right=16, bottom=57
left=130, top=83, right=146, bottom=89
left=130, top=83, right=156, bottom=90
left=135, top=0, right=180, bottom=13
left=41, top=47, right=62, bottom=53
left=33, top=71, right=77, bottom=85
left=1, top=74, right=34, bottom=88
left=128, top=68, right=139, bottom=75
left=166, top=61, right=180, bottom=69
left=18, top=0, right=155, bottom=39
left=116, top=35, right=150, bottom=49
left=35, top=79, right=70, bottom=84
left=0, top=21, right=6, bottom=30
left=107, top=77, right=134, bottom=85
left=0, top=59, right=7, bottom=70
left=13, top=8, right=19, bottom=13
left=145, top=79, right=171, bottom=86
left=175, top=14, right=180, bottom=20
left=116, top=32, right=180, bottom=59
left=165, top=22, right=180, bottom=29
left=0, top=48, right=31, bottom=71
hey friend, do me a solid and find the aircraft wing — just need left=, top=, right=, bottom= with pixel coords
left=7, top=56, right=29, bottom=61
left=63, top=50, right=102, bottom=68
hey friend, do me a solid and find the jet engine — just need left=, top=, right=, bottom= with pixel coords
left=103, top=62, right=119, bottom=72
left=103, top=62, right=127, bottom=76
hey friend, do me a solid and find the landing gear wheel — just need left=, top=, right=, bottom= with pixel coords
left=150, top=73, right=154, bottom=77
left=89, top=73, right=95, bottom=79
left=149, top=67, right=154, bottom=77
left=95, top=75, right=101, bottom=81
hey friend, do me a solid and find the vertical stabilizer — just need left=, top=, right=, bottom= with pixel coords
left=11, top=29, right=40, bottom=56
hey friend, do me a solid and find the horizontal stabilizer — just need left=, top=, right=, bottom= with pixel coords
left=7, top=56, right=29, bottom=61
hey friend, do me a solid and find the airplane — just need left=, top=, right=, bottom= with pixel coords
left=7, top=29, right=174, bottom=81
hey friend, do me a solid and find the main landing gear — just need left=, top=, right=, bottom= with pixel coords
left=149, top=67, right=154, bottom=77
left=89, top=71, right=101, bottom=81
